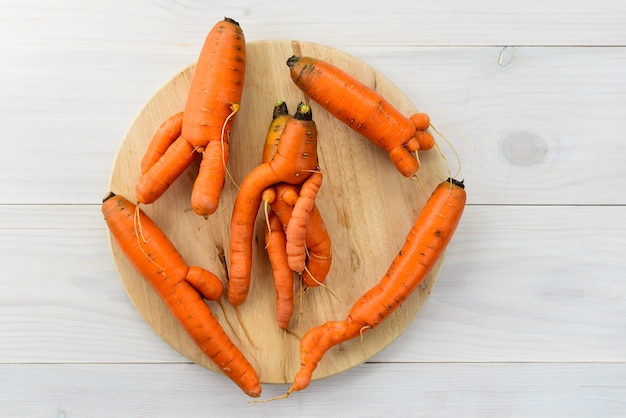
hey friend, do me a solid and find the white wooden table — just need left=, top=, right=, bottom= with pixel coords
left=2, top=1, right=625, bottom=416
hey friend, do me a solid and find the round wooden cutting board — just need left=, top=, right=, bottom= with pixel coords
left=107, top=40, right=448, bottom=386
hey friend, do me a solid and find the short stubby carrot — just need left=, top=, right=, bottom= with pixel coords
left=287, top=55, right=434, bottom=178
left=287, top=178, right=466, bottom=395
left=102, top=192, right=261, bottom=398
left=136, top=17, right=246, bottom=216
left=228, top=103, right=319, bottom=306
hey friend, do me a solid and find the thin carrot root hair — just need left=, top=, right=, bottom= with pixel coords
left=301, top=266, right=341, bottom=304
left=220, top=102, right=241, bottom=190
left=132, top=205, right=166, bottom=273
left=359, top=324, right=372, bottom=344
left=429, top=122, right=462, bottom=180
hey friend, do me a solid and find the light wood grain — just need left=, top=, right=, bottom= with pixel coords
left=107, top=40, right=447, bottom=384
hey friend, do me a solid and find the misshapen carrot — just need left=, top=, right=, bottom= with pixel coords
left=228, top=103, right=319, bottom=306
left=270, top=182, right=332, bottom=288
left=285, top=171, right=323, bottom=274
left=136, top=18, right=246, bottom=216
left=102, top=192, right=261, bottom=398
left=287, top=178, right=466, bottom=395
left=287, top=55, right=434, bottom=178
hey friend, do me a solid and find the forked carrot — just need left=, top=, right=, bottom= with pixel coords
left=136, top=17, right=246, bottom=216
left=287, top=55, right=435, bottom=178
left=228, top=103, right=319, bottom=306
left=102, top=192, right=261, bottom=398
left=286, top=178, right=466, bottom=395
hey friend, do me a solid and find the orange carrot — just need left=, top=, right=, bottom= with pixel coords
left=228, top=103, right=319, bottom=306
left=299, top=203, right=332, bottom=288
left=102, top=192, right=261, bottom=398
left=264, top=211, right=295, bottom=329
left=285, top=171, right=323, bottom=274
left=287, top=178, right=466, bottom=395
left=136, top=18, right=246, bottom=216
left=270, top=182, right=332, bottom=288
left=287, top=55, right=434, bottom=178
left=140, top=112, right=184, bottom=174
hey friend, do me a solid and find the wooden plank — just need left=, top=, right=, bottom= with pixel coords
left=1, top=363, right=625, bottom=417
left=1, top=204, right=624, bottom=364
left=2, top=0, right=626, bottom=46
left=2, top=45, right=625, bottom=204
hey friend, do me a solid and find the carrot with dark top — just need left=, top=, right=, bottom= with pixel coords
left=286, top=178, right=466, bottom=395
left=228, top=103, right=319, bottom=306
left=102, top=192, right=261, bottom=398
left=287, top=55, right=434, bottom=178
left=136, top=18, right=246, bottom=216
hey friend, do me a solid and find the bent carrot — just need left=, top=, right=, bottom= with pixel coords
left=228, top=103, right=319, bottom=306
left=287, top=178, right=466, bottom=394
left=136, top=18, right=246, bottom=216
left=102, top=192, right=261, bottom=398
left=286, top=55, right=434, bottom=178
left=285, top=171, right=323, bottom=274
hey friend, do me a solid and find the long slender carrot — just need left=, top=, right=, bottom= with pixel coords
left=287, top=55, right=434, bottom=178
left=264, top=211, right=295, bottom=330
left=228, top=103, right=319, bottom=306
left=287, top=178, right=466, bottom=395
left=102, top=192, right=261, bottom=398
left=136, top=17, right=246, bottom=216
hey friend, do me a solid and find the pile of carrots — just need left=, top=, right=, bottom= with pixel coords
left=102, top=17, right=466, bottom=399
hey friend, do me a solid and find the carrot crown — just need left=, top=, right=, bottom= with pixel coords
left=272, top=100, right=289, bottom=119
left=224, top=17, right=240, bottom=26
left=294, top=103, right=312, bottom=121
left=286, top=55, right=300, bottom=69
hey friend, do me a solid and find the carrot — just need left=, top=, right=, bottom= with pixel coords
left=140, top=111, right=184, bottom=174
left=136, top=17, right=246, bottom=216
left=286, top=55, right=435, bottom=178
left=262, top=100, right=291, bottom=164
left=228, top=103, right=319, bottom=306
left=264, top=211, right=295, bottom=329
left=299, top=202, right=332, bottom=288
left=285, top=171, right=323, bottom=274
left=102, top=192, right=261, bottom=398
left=287, top=178, right=466, bottom=395
left=270, top=182, right=332, bottom=288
